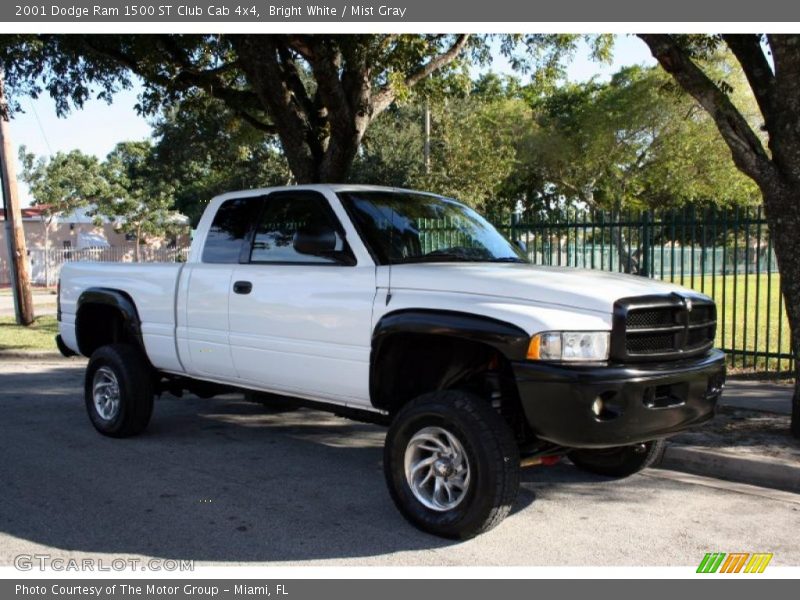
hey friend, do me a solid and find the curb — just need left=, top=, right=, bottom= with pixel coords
left=660, top=443, right=800, bottom=494
left=0, top=350, right=69, bottom=360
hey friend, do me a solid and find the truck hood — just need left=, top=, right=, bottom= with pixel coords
left=387, top=263, right=702, bottom=315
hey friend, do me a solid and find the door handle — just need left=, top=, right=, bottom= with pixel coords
left=233, top=280, right=253, bottom=295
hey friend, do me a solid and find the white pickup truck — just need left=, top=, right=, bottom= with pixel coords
left=57, top=184, right=725, bottom=539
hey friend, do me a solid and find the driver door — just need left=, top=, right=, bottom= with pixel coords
left=228, top=190, right=377, bottom=407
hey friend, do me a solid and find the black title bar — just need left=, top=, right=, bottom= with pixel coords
left=5, top=0, right=800, bottom=22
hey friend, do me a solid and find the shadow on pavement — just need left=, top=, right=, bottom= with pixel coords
left=0, top=362, right=653, bottom=564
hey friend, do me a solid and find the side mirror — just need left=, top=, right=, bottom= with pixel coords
left=293, top=225, right=338, bottom=256
left=514, top=239, right=527, bottom=253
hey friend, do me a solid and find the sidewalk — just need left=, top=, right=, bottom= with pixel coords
left=721, top=379, right=793, bottom=414
left=661, top=379, right=799, bottom=493
left=0, top=290, right=57, bottom=317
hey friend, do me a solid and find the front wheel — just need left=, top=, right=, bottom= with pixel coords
left=383, top=390, right=520, bottom=539
left=568, top=440, right=666, bottom=478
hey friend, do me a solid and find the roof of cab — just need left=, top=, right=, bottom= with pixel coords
left=210, top=183, right=442, bottom=203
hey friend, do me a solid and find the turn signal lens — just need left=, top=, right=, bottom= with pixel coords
left=526, top=334, right=540, bottom=360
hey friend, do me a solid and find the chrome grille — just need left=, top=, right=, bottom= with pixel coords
left=612, top=294, right=717, bottom=362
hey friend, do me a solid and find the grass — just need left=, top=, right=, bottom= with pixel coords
left=0, top=315, right=59, bottom=351
left=0, top=286, right=57, bottom=295
left=660, top=272, right=793, bottom=372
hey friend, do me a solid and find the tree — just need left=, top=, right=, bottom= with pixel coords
left=100, top=141, right=185, bottom=262
left=494, top=63, right=760, bottom=273
left=150, top=93, right=290, bottom=225
left=18, top=147, right=108, bottom=283
left=352, top=96, right=525, bottom=208
left=419, top=98, right=526, bottom=208
left=0, top=34, right=601, bottom=184
left=513, top=64, right=759, bottom=212
left=637, top=34, right=800, bottom=437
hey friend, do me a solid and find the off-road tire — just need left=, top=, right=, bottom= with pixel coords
left=84, top=344, right=154, bottom=438
left=384, top=390, right=520, bottom=539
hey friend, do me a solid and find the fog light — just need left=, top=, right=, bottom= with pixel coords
left=592, top=397, right=604, bottom=417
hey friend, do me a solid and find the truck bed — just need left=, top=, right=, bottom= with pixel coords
left=59, top=261, right=185, bottom=373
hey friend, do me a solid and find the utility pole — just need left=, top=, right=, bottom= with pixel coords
left=423, top=100, right=431, bottom=174
left=0, top=71, right=34, bottom=325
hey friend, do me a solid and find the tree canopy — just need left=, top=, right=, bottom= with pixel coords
left=0, top=34, right=606, bottom=184
left=514, top=62, right=759, bottom=213
left=19, top=141, right=185, bottom=259
left=18, top=147, right=109, bottom=221
left=348, top=64, right=759, bottom=216
left=150, top=93, right=290, bottom=224
left=101, top=140, right=186, bottom=260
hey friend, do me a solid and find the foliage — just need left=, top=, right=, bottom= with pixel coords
left=348, top=103, right=426, bottom=188
left=511, top=63, right=760, bottom=214
left=150, top=94, right=290, bottom=226
left=418, top=98, right=525, bottom=208
left=350, top=63, right=760, bottom=216
left=0, top=34, right=603, bottom=183
left=18, top=147, right=109, bottom=220
left=19, top=140, right=185, bottom=255
left=99, top=141, right=185, bottom=256
left=351, top=97, right=525, bottom=209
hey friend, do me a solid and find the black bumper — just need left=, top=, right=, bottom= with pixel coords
left=512, top=349, right=726, bottom=449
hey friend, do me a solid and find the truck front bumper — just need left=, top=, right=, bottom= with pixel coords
left=512, top=349, right=726, bottom=449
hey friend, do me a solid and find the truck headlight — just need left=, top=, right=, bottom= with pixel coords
left=527, top=331, right=610, bottom=362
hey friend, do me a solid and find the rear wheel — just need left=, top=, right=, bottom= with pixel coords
left=383, top=390, right=519, bottom=539
left=84, top=344, right=154, bottom=438
left=568, top=440, right=665, bottom=478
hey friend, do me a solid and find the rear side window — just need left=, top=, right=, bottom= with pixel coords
left=202, top=198, right=260, bottom=264
left=249, top=191, right=350, bottom=264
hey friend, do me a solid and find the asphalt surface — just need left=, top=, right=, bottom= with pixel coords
left=1, top=358, right=799, bottom=566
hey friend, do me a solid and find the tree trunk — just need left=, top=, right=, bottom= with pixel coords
left=793, top=344, right=800, bottom=438
left=134, top=226, right=141, bottom=263
left=231, top=36, right=326, bottom=184
left=761, top=183, right=800, bottom=437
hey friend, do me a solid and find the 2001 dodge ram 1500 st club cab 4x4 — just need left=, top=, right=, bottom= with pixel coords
left=57, top=184, right=725, bottom=539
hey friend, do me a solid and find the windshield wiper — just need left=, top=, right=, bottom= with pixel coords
left=489, top=257, right=527, bottom=263
left=392, top=254, right=479, bottom=264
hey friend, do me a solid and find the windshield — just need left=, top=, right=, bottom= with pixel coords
left=337, top=190, right=526, bottom=265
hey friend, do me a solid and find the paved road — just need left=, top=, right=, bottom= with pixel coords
left=1, top=358, right=798, bottom=567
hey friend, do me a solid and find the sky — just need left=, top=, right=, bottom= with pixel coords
left=9, top=34, right=655, bottom=206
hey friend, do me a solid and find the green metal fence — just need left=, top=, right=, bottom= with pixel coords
left=416, top=207, right=791, bottom=373
left=501, top=206, right=793, bottom=374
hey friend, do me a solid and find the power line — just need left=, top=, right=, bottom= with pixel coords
left=27, top=98, right=53, bottom=155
